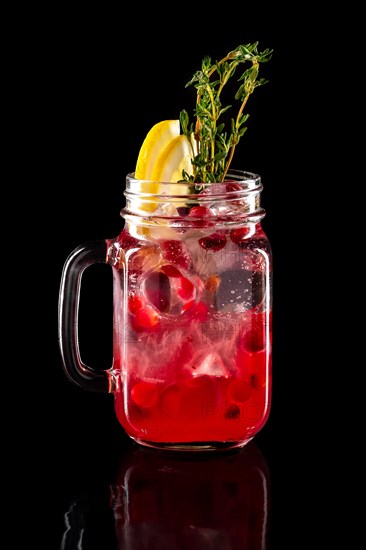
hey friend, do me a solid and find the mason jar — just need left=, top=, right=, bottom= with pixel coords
left=58, top=169, right=272, bottom=452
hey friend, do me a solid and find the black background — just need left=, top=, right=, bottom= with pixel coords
left=13, top=7, right=337, bottom=548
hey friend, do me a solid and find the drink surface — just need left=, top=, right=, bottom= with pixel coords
left=110, top=215, right=272, bottom=449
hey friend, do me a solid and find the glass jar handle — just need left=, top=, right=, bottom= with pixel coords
left=58, top=240, right=111, bottom=393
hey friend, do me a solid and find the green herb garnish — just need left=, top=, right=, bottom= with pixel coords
left=179, top=42, right=272, bottom=184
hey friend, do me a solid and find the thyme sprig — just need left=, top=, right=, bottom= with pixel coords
left=179, top=42, right=272, bottom=184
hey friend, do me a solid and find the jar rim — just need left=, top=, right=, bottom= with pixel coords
left=122, top=169, right=264, bottom=227
left=125, top=169, right=261, bottom=196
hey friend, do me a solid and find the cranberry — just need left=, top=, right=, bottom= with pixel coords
left=227, top=380, right=252, bottom=403
left=117, top=229, right=139, bottom=249
left=187, top=205, right=214, bottom=227
left=235, top=348, right=267, bottom=377
left=128, top=292, right=143, bottom=313
left=225, top=403, right=241, bottom=419
left=198, top=232, right=227, bottom=252
left=242, top=327, right=266, bottom=353
left=176, top=206, right=190, bottom=216
left=230, top=227, right=251, bottom=244
left=131, top=305, right=159, bottom=331
left=226, top=182, right=242, bottom=192
left=188, top=205, right=212, bottom=217
left=249, top=373, right=266, bottom=390
left=160, top=264, right=182, bottom=277
left=159, top=384, right=182, bottom=418
left=177, top=277, right=195, bottom=300
left=131, top=381, right=159, bottom=408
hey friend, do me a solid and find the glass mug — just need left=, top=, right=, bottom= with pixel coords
left=58, top=170, right=272, bottom=451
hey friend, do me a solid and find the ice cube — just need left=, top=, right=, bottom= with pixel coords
left=143, top=271, right=171, bottom=312
left=190, top=351, right=230, bottom=378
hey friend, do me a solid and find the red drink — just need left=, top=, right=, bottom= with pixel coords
left=111, top=191, right=272, bottom=450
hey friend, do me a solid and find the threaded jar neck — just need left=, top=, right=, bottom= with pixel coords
left=121, top=169, right=265, bottom=229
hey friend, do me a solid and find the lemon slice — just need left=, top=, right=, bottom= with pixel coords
left=135, top=120, right=180, bottom=181
left=133, top=119, right=194, bottom=213
left=152, top=134, right=193, bottom=187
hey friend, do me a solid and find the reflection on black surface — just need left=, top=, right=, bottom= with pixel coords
left=60, top=490, right=115, bottom=549
left=61, top=441, right=270, bottom=549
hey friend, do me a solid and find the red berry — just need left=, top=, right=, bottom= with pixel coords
left=226, top=182, right=242, bottom=192
left=128, top=292, right=143, bottom=313
left=159, top=384, right=182, bottom=418
left=225, top=403, right=241, bottom=419
left=188, top=205, right=214, bottom=227
left=235, top=348, right=267, bottom=376
left=242, top=327, right=266, bottom=353
left=227, top=380, right=252, bottom=403
left=117, top=229, right=139, bottom=249
left=177, top=277, right=195, bottom=300
left=176, top=207, right=190, bottom=216
left=131, top=381, right=159, bottom=408
left=230, top=227, right=251, bottom=244
left=198, top=232, right=227, bottom=252
left=249, top=373, right=267, bottom=390
left=131, top=305, right=159, bottom=331
left=188, top=205, right=212, bottom=217
left=160, top=264, right=182, bottom=277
